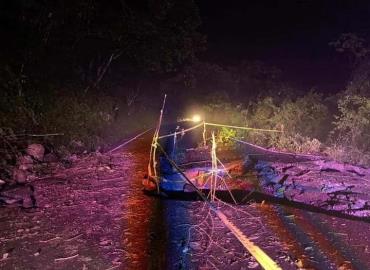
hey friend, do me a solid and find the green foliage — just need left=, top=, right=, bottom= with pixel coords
left=201, top=90, right=369, bottom=164
left=271, top=133, right=322, bottom=154
left=202, top=93, right=246, bottom=147
left=335, top=95, right=370, bottom=143
left=274, top=92, right=331, bottom=140
left=329, top=95, right=370, bottom=164
left=217, top=127, right=237, bottom=147
left=242, top=93, right=330, bottom=152
left=202, top=92, right=331, bottom=154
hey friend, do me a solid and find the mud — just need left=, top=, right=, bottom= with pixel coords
left=1, top=135, right=370, bottom=270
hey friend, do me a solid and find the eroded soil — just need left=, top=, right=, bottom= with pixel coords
left=1, top=135, right=370, bottom=270
left=0, top=137, right=162, bottom=270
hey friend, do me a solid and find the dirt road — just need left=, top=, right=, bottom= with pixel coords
left=0, top=135, right=163, bottom=269
left=1, top=134, right=370, bottom=269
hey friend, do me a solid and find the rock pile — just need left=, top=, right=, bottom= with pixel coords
left=1, top=144, right=45, bottom=207
left=11, top=144, right=45, bottom=184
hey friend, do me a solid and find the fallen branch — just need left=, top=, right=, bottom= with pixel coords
left=13, top=133, right=64, bottom=138
left=104, top=265, right=121, bottom=270
left=54, top=254, right=79, bottom=262
left=39, top=236, right=61, bottom=243
left=65, top=233, right=83, bottom=242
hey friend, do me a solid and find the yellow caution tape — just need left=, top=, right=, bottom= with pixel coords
left=205, top=122, right=282, bottom=133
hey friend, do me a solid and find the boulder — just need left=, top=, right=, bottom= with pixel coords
left=56, top=145, right=71, bottom=160
left=13, top=168, right=28, bottom=183
left=44, top=153, right=59, bottom=163
left=26, top=144, right=45, bottom=161
left=18, top=155, right=33, bottom=170
left=69, top=140, right=85, bottom=154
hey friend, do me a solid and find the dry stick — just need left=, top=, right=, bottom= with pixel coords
left=191, top=223, right=218, bottom=253
left=65, top=233, right=83, bottom=242
left=179, top=160, right=211, bottom=168
left=192, top=171, right=213, bottom=189
left=208, top=133, right=238, bottom=204
left=216, top=175, right=238, bottom=205
left=84, top=51, right=119, bottom=93
left=54, top=254, right=79, bottom=262
left=214, top=157, right=238, bottom=204
left=211, top=132, right=217, bottom=201
left=104, top=265, right=121, bottom=270
left=212, top=198, right=262, bottom=223
left=153, top=94, right=167, bottom=178
left=156, top=143, right=281, bottom=270
left=203, top=121, right=207, bottom=147
left=186, top=207, right=227, bottom=254
left=13, top=133, right=64, bottom=137
left=207, top=258, right=221, bottom=270
left=185, top=209, right=210, bottom=248
left=191, top=207, right=249, bottom=262
left=39, top=236, right=61, bottom=243
left=148, top=94, right=166, bottom=188
left=214, top=197, right=266, bottom=231
left=215, top=157, right=233, bottom=178
left=208, top=254, right=225, bottom=265
left=215, top=210, right=281, bottom=270
left=205, top=206, right=216, bottom=254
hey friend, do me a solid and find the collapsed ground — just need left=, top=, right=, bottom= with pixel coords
left=0, top=135, right=370, bottom=269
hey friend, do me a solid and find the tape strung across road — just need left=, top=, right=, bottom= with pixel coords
left=157, top=121, right=282, bottom=141
left=157, top=122, right=204, bottom=139
left=205, top=122, right=282, bottom=133
left=107, top=128, right=153, bottom=153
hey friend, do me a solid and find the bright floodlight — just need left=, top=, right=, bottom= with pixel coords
left=192, top=114, right=202, bottom=122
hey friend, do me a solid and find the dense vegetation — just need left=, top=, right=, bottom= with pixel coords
left=1, top=1, right=369, bottom=167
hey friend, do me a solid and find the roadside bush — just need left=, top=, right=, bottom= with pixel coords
left=243, top=93, right=330, bottom=153
left=274, top=92, right=331, bottom=140
left=271, top=133, right=322, bottom=154
left=327, top=94, right=370, bottom=165
left=0, top=82, right=154, bottom=153
left=217, top=127, right=238, bottom=147
left=202, top=92, right=331, bottom=154
left=41, top=93, right=116, bottom=151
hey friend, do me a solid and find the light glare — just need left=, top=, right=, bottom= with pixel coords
left=192, top=114, right=202, bottom=122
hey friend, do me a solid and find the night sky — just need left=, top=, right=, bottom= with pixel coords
left=197, top=0, right=370, bottom=92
